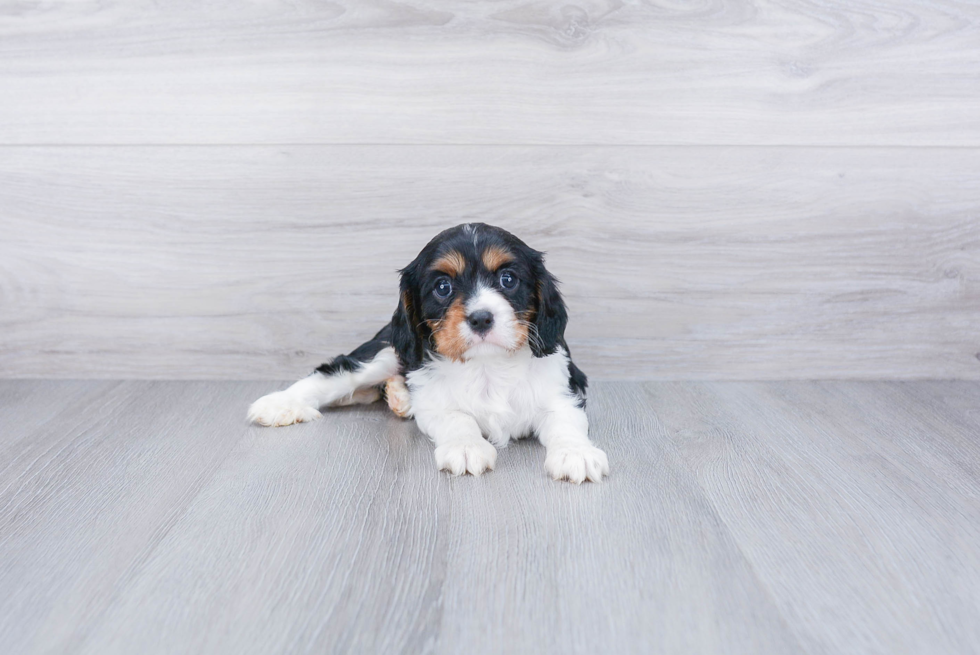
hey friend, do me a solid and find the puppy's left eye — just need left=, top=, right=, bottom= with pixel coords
left=499, top=270, right=517, bottom=290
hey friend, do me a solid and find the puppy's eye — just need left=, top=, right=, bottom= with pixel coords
left=434, top=277, right=453, bottom=299
left=499, top=270, right=517, bottom=290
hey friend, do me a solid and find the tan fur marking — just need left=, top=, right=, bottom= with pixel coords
left=481, top=245, right=514, bottom=271
left=514, top=308, right=535, bottom=350
left=431, top=250, right=466, bottom=277
left=428, top=298, right=468, bottom=361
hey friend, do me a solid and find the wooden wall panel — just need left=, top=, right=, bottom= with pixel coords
left=3, top=1, right=978, bottom=379
left=1, top=0, right=979, bottom=145
left=2, top=146, right=977, bottom=379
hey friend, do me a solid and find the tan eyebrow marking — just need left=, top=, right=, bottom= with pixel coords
left=481, top=245, right=514, bottom=271
left=430, top=250, right=466, bottom=276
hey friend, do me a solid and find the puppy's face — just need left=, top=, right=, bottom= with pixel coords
left=421, top=241, right=534, bottom=359
left=392, top=224, right=568, bottom=369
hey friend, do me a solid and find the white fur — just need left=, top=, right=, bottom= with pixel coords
left=409, top=344, right=607, bottom=483
left=333, top=387, right=382, bottom=406
left=247, top=348, right=398, bottom=427
left=459, top=286, right=522, bottom=353
left=247, top=292, right=608, bottom=482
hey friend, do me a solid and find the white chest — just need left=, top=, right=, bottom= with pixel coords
left=407, top=347, right=571, bottom=447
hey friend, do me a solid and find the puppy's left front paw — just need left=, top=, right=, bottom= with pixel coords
left=545, top=444, right=609, bottom=484
left=434, top=438, right=497, bottom=477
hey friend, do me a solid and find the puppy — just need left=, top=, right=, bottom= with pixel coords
left=248, top=223, right=608, bottom=483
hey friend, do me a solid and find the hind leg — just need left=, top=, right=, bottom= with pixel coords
left=248, top=347, right=399, bottom=427
left=331, top=386, right=382, bottom=407
left=385, top=375, right=413, bottom=418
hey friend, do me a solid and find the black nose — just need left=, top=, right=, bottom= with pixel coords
left=467, top=310, right=494, bottom=335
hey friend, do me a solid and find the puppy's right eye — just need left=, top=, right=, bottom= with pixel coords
left=434, top=278, right=453, bottom=299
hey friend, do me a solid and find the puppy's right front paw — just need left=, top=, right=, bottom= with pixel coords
left=434, top=439, right=497, bottom=477
left=247, top=392, right=321, bottom=427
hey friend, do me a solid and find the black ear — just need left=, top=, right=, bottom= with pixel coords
left=530, top=252, right=568, bottom=357
left=389, top=260, right=426, bottom=372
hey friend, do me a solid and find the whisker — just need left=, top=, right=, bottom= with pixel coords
left=516, top=318, right=544, bottom=351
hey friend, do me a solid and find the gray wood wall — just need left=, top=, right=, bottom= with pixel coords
left=1, top=0, right=978, bottom=380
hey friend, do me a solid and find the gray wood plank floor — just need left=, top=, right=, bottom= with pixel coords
left=1, top=380, right=978, bottom=654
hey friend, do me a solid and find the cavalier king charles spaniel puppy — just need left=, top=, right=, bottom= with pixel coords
left=248, top=223, right=608, bottom=483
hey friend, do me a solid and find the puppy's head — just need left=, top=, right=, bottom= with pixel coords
left=390, top=223, right=567, bottom=370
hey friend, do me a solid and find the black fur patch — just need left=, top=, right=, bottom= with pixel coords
left=567, top=353, right=588, bottom=408
left=314, top=325, right=393, bottom=376
left=314, top=355, right=362, bottom=377
left=389, top=222, right=572, bottom=371
left=316, top=224, right=590, bottom=410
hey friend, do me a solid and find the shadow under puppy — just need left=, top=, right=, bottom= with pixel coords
left=248, top=223, right=608, bottom=483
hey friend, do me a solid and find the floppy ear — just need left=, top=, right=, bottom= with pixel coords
left=530, top=253, right=568, bottom=357
left=389, top=260, right=426, bottom=372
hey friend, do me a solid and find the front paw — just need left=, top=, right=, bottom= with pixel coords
left=545, top=443, right=609, bottom=483
left=247, top=392, right=322, bottom=427
left=434, top=439, right=497, bottom=477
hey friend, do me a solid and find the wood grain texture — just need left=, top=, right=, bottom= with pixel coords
left=70, top=382, right=802, bottom=654
left=0, top=380, right=269, bottom=654
left=1, top=0, right=979, bottom=145
left=643, top=380, right=980, bottom=654
left=1, top=380, right=979, bottom=653
left=2, top=146, right=978, bottom=379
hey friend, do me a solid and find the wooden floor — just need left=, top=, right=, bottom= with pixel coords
left=1, top=380, right=978, bottom=654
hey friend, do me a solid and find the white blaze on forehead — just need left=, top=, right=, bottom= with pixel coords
left=466, top=286, right=514, bottom=321
left=463, top=222, right=479, bottom=247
